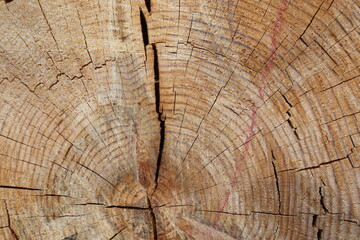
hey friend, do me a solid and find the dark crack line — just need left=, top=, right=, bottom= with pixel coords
left=36, top=194, right=73, bottom=198
left=251, top=211, right=296, bottom=217
left=326, top=0, right=335, bottom=11
left=272, top=161, right=282, bottom=213
left=297, top=156, right=348, bottom=172
left=144, top=0, right=151, bottom=12
left=196, top=209, right=295, bottom=217
left=139, top=9, right=165, bottom=192
left=314, top=40, right=337, bottom=65
left=319, top=187, right=329, bottom=213
left=153, top=44, right=160, bottom=111
left=152, top=43, right=165, bottom=191
left=75, top=162, right=117, bottom=189
left=312, top=214, right=323, bottom=240
left=312, top=214, right=318, bottom=227
left=224, top=105, right=240, bottom=116
left=317, top=229, right=323, bottom=240
left=160, top=204, right=194, bottom=208
left=37, top=0, right=60, bottom=50
left=77, top=10, right=93, bottom=63
left=139, top=8, right=161, bottom=240
left=109, top=227, right=127, bottom=240
left=140, top=9, right=149, bottom=47
left=195, top=209, right=250, bottom=216
left=40, top=214, right=86, bottom=218
left=72, top=202, right=149, bottom=210
left=299, top=36, right=309, bottom=47
left=147, top=197, right=158, bottom=240
left=0, top=133, right=40, bottom=150
left=106, top=205, right=149, bottom=210
left=342, top=219, right=360, bottom=227
left=298, top=0, right=325, bottom=40
left=4, top=201, right=19, bottom=240
left=279, top=91, right=293, bottom=107
left=0, top=185, right=42, bottom=191
left=285, top=111, right=300, bottom=140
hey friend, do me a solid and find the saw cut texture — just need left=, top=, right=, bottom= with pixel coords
left=0, top=0, right=359, bottom=239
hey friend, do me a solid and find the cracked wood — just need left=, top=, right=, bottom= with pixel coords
left=0, top=0, right=359, bottom=239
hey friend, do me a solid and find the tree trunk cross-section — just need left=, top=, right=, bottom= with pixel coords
left=0, top=0, right=359, bottom=239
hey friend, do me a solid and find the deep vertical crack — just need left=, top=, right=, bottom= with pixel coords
left=147, top=197, right=158, bottom=240
left=153, top=44, right=160, bottom=110
left=139, top=8, right=163, bottom=240
left=152, top=44, right=165, bottom=190
left=145, top=0, right=151, bottom=12
left=140, top=9, right=149, bottom=47
left=312, top=214, right=318, bottom=227
left=317, top=229, right=323, bottom=240
left=312, top=214, right=323, bottom=240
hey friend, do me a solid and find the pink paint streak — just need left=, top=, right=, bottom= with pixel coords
left=211, top=0, right=289, bottom=236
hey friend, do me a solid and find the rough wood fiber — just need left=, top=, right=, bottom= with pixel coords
left=0, top=0, right=359, bottom=239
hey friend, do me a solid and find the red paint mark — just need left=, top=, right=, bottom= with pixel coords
left=211, top=108, right=257, bottom=233
left=258, top=0, right=289, bottom=99
left=211, top=1, right=289, bottom=236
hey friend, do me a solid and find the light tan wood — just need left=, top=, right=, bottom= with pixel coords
left=0, top=0, right=359, bottom=239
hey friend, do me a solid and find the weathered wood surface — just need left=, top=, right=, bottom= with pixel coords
left=0, top=0, right=359, bottom=239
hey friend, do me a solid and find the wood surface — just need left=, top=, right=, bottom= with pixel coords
left=0, top=0, right=359, bottom=239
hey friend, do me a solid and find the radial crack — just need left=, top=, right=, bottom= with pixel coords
left=106, top=205, right=149, bottom=210
left=109, top=227, right=127, bottom=240
left=298, top=0, right=325, bottom=40
left=147, top=197, right=158, bottom=240
left=140, top=9, right=149, bottom=47
left=0, top=185, right=42, bottom=191
left=319, top=187, right=329, bottom=213
left=285, top=111, right=300, bottom=140
left=312, top=214, right=318, bottom=227
left=4, top=201, right=19, bottom=240
left=272, top=161, right=282, bottom=213
left=152, top=44, right=165, bottom=191
left=77, top=10, right=93, bottom=63
left=37, top=0, right=60, bottom=50
left=317, top=229, right=323, bottom=240
left=144, top=0, right=151, bottom=12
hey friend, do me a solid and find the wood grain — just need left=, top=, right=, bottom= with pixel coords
left=0, top=0, right=359, bottom=239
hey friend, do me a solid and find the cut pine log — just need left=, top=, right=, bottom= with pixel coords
left=0, top=0, right=359, bottom=239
